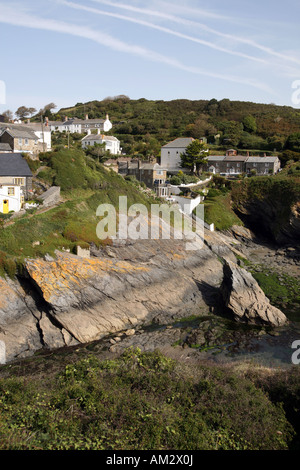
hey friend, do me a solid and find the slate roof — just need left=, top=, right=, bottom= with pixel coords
left=162, top=138, right=194, bottom=148
left=63, top=118, right=106, bottom=125
left=0, top=143, right=12, bottom=151
left=246, top=156, right=278, bottom=163
left=24, top=123, right=51, bottom=133
left=0, top=153, right=32, bottom=177
left=206, top=155, right=225, bottom=161
left=1, top=127, right=37, bottom=140
left=82, top=134, right=119, bottom=142
left=224, top=155, right=248, bottom=162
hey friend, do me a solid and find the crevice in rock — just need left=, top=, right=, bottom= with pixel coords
left=16, top=274, right=79, bottom=346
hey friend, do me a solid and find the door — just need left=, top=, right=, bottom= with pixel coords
left=3, top=200, right=9, bottom=214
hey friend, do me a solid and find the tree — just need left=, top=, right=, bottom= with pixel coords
left=242, top=115, right=257, bottom=134
left=285, top=132, right=300, bottom=152
left=15, top=106, right=36, bottom=120
left=180, top=139, right=209, bottom=175
left=185, top=114, right=217, bottom=139
left=85, top=142, right=107, bottom=162
left=43, top=102, right=57, bottom=112
left=1, top=110, right=13, bottom=122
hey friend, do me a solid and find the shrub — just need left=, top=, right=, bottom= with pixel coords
left=0, top=350, right=294, bottom=450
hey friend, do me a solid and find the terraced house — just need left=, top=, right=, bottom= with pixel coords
left=48, top=114, right=112, bottom=134
left=205, top=150, right=280, bottom=176
left=0, top=126, right=46, bottom=156
left=118, top=160, right=168, bottom=196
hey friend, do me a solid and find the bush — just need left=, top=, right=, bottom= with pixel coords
left=207, top=188, right=220, bottom=198
left=0, top=349, right=294, bottom=450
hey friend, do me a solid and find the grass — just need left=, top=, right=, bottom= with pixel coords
left=202, top=190, right=243, bottom=231
left=0, top=149, right=158, bottom=278
left=0, top=348, right=296, bottom=450
left=251, top=269, right=300, bottom=321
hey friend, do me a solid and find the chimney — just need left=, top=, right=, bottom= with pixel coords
left=45, top=117, right=49, bottom=127
left=106, top=114, right=109, bottom=121
left=65, top=116, right=68, bottom=122
left=87, top=129, right=91, bottom=135
left=97, top=128, right=100, bottom=134
left=85, top=114, right=89, bottom=120
left=246, top=151, right=249, bottom=157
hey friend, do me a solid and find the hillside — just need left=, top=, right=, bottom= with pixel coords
left=0, top=347, right=298, bottom=450
left=0, top=148, right=157, bottom=279
left=52, top=96, right=300, bottom=159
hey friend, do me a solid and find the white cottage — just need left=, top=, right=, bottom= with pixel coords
left=81, top=132, right=121, bottom=155
left=0, top=184, right=23, bottom=213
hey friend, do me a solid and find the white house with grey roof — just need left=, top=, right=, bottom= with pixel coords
left=81, top=131, right=121, bottom=155
left=160, top=138, right=194, bottom=173
left=0, top=153, right=33, bottom=212
left=49, top=114, right=112, bottom=134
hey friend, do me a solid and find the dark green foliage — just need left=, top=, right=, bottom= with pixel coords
left=55, top=97, right=300, bottom=158
left=169, top=171, right=199, bottom=185
left=0, top=349, right=294, bottom=450
left=180, top=140, right=209, bottom=174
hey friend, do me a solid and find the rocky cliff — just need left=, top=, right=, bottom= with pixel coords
left=231, top=178, right=300, bottom=245
left=0, top=229, right=287, bottom=364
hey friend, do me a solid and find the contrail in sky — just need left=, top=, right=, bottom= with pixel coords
left=0, top=3, right=273, bottom=93
left=89, top=0, right=300, bottom=66
left=61, top=0, right=269, bottom=65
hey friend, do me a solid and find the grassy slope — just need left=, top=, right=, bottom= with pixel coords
left=203, top=191, right=243, bottom=231
left=0, top=149, right=157, bottom=277
left=0, top=348, right=297, bottom=450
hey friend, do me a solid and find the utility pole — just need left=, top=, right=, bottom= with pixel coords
left=40, top=114, right=45, bottom=151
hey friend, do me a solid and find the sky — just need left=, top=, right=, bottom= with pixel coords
left=0, top=0, right=300, bottom=115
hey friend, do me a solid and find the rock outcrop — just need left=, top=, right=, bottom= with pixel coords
left=0, top=230, right=289, bottom=364
left=0, top=236, right=224, bottom=363
left=221, top=260, right=287, bottom=326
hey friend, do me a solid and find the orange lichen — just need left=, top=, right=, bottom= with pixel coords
left=26, top=252, right=149, bottom=303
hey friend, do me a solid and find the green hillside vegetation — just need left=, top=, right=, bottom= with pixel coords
left=0, top=347, right=299, bottom=450
left=0, top=149, right=157, bottom=278
left=42, top=96, right=300, bottom=161
left=203, top=190, right=243, bottom=231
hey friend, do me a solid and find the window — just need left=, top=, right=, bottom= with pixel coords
left=156, top=170, right=163, bottom=175
left=18, top=138, right=22, bottom=145
left=13, top=178, right=24, bottom=185
left=265, top=163, right=269, bottom=167
left=7, top=187, right=15, bottom=195
left=25, top=138, right=29, bottom=145
left=237, top=163, right=240, bottom=168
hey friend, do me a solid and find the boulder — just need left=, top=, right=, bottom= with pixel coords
left=221, top=260, right=287, bottom=327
